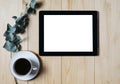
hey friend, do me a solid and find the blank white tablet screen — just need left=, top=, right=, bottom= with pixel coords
left=44, top=15, right=93, bottom=52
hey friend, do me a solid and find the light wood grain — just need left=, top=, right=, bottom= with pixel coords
left=0, top=0, right=120, bottom=84
left=94, top=0, right=120, bottom=84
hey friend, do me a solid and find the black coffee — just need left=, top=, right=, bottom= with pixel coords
left=14, top=58, right=31, bottom=75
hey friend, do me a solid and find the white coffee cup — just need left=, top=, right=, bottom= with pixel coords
left=10, top=51, right=40, bottom=80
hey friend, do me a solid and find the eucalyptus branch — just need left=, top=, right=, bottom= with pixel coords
left=3, top=0, right=39, bottom=52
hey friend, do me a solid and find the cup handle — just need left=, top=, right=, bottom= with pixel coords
left=32, top=66, right=37, bottom=70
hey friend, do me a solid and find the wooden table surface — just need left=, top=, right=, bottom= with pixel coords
left=0, top=0, right=120, bottom=84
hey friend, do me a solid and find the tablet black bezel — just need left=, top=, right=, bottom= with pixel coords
left=39, top=11, right=99, bottom=56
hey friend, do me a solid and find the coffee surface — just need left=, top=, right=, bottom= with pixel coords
left=14, top=58, right=31, bottom=75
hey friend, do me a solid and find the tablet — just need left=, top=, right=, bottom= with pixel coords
left=39, top=11, right=98, bottom=56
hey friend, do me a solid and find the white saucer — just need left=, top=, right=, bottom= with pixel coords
left=10, top=51, right=40, bottom=81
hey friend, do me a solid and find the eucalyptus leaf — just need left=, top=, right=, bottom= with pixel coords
left=35, top=2, right=43, bottom=9
left=30, top=0, right=36, bottom=9
left=16, top=15, right=29, bottom=25
left=14, top=24, right=25, bottom=33
left=12, top=16, right=17, bottom=20
left=14, top=35, right=21, bottom=43
left=7, top=24, right=16, bottom=33
left=4, top=31, right=9, bottom=37
left=16, top=16, right=22, bottom=25
left=27, top=7, right=36, bottom=14
left=14, top=15, right=29, bottom=33
left=4, top=24, right=16, bottom=36
left=5, top=33, right=15, bottom=41
left=7, top=23, right=12, bottom=28
left=3, top=41, right=20, bottom=52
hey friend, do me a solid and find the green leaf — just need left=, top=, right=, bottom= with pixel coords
left=7, top=24, right=16, bottom=33
left=16, top=15, right=29, bottom=25
left=3, top=41, right=20, bottom=52
left=4, top=31, right=9, bottom=36
left=35, top=2, right=43, bottom=9
left=27, top=7, right=36, bottom=14
left=12, top=16, right=17, bottom=20
left=22, top=15, right=29, bottom=26
left=16, top=16, right=22, bottom=25
left=5, top=33, right=15, bottom=41
left=14, top=15, right=29, bottom=33
left=30, top=0, right=36, bottom=9
left=7, top=23, right=12, bottom=27
left=14, top=35, right=21, bottom=43
left=14, top=24, right=25, bottom=33
left=4, top=24, right=16, bottom=36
